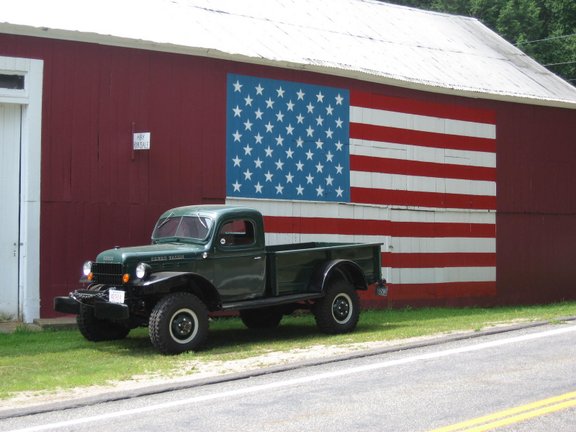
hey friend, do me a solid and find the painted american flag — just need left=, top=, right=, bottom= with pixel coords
left=226, top=73, right=497, bottom=304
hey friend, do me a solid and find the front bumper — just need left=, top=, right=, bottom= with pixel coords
left=54, top=295, right=129, bottom=320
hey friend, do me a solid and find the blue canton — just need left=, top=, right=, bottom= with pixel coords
left=226, top=74, right=350, bottom=202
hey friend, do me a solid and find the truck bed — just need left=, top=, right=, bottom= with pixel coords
left=265, top=242, right=382, bottom=297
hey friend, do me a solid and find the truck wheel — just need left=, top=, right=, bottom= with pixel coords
left=149, top=292, right=209, bottom=355
left=77, top=304, right=130, bottom=341
left=313, top=278, right=360, bottom=334
left=240, top=307, right=283, bottom=329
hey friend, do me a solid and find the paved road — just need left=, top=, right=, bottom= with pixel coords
left=1, top=322, right=575, bottom=432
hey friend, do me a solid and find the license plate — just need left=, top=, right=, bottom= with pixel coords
left=108, top=289, right=125, bottom=304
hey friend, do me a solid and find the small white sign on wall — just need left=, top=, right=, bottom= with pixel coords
left=133, top=132, right=151, bottom=150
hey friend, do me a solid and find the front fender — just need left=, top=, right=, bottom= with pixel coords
left=135, top=272, right=222, bottom=311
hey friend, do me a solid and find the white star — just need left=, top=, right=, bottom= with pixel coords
left=296, top=185, right=304, bottom=195
left=285, top=124, right=294, bottom=135
left=316, top=185, right=324, bottom=196
left=335, top=187, right=344, bottom=197
left=305, top=150, right=314, bottom=160
left=254, top=108, right=264, bottom=120
left=326, top=104, right=334, bottom=115
left=325, top=128, right=334, bottom=139
left=306, top=103, right=315, bottom=113
left=316, top=115, right=324, bottom=126
left=233, top=130, right=242, bottom=142
left=315, top=139, right=324, bottom=149
left=275, top=159, right=284, bottom=170
left=286, top=100, right=295, bottom=111
left=295, top=160, right=304, bottom=171
left=326, top=151, right=334, bottom=162
left=265, top=98, right=274, bottom=109
left=265, top=171, right=274, bottom=182
left=335, top=140, right=344, bottom=151
left=275, top=183, right=284, bottom=194
left=315, top=162, right=324, bottom=173
left=255, top=83, right=264, bottom=95
left=336, top=163, right=344, bottom=174
left=295, top=137, right=304, bottom=147
left=233, top=80, right=243, bottom=92
left=296, top=114, right=305, bottom=124
left=254, top=133, right=264, bottom=144
left=306, top=126, right=314, bottom=137
left=243, top=169, right=253, bottom=181
left=264, top=146, right=274, bottom=157
left=285, top=172, right=294, bottom=183
left=255, top=182, right=263, bottom=193
left=316, top=91, right=325, bottom=103
left=254, top=157, right=263, bottom=168
left=276, top=111, right=284, bottom=122
left=325, top=175, right=334, bottom=186
left=306, top=173, right=314, bottom=184
left=232, top=155, right=242, bottom=167
left=335, top=93, right=344, bottom=105
left=244, top=95, right=253, bottom=106
left=232, top=181, right=242, bottom=191
left=276, top=87, right=285, bottom=98
left=233, top=105, right=242, bottom=117
left=275, top=135, right=284, bottom=146
left=244, top=119, right=253, bottom=131
left=335, top=118, right=343, bottom=128
left=296, top=89, right=305, bottom=100
left=285, top=148, right=294, bottom=158
left=265, top=122, right=274, bottom=133
left=243, top=144, right=253, bottom=156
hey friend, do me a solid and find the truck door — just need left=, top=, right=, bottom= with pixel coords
left=212, top=218, right=266, bottom=302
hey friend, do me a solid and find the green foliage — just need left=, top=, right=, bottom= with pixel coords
left=383, top=0, right=576, bottom=84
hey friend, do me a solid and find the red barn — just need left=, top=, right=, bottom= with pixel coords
left=1, top=0, right=576, bottom=322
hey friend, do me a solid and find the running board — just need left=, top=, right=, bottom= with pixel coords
left=221, top=293, right=324, bottom=311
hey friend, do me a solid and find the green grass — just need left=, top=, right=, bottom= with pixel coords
left=1, top=302, right=575, bottom=400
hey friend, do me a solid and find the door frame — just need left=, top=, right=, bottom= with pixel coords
left=0, top=56, right=43, bottom=322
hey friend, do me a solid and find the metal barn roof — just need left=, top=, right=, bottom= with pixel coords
left=3, top=0, right=576, bottom=108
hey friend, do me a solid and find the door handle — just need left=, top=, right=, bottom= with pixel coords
left=253, top=256, right=263, bottom=260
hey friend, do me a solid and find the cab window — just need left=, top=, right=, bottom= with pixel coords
left=217, top=219, right=255, bottom=247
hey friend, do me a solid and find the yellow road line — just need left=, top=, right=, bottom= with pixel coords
left=428, top=390, right=576, bottom=432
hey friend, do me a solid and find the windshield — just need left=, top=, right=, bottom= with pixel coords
left=152, top=215, right=213, bottom=242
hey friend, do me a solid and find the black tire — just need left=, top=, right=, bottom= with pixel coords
left=240, top=307, right=283, bottom=329
left=77, top=304, right=130, bottom=342
left=313, top=278, right=360, bottom=334
left=149, top=292, right=209, bottom=355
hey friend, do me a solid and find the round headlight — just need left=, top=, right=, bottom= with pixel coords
left=82, top=261, right=93, bottom=277
left=136, top=262, right=151, bottom=280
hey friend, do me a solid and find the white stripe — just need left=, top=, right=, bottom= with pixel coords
left=351, top=171, right=496, bottom=196
left=227, top=199, right=496, bottom=225
left=350, top=106, right=497, bottom=139
left=10, top=326, right=574, bottom=432
left=350, top=138, right=496, bottom=168
left=392, top=267, right=496, bottom=284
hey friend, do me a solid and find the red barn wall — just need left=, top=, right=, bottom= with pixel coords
left=0, top=33, right=574, bottom=317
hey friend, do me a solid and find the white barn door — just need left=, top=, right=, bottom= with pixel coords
left=0, top=103, right=22, bottom=320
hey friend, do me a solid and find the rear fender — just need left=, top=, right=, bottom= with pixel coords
left=312, top=259, right=368, bottom=293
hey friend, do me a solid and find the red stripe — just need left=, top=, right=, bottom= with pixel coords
left=351, top=155, right=496, bottom=182
left=387, top=281, right=497, bottom=301
left=263, top=216, right=495, bottom=238
left=351, top=187, right=497, bottom=210
left=351, top=91, right=496, bottom=124
left=350, top=123, right=496, bottom=153
left=382, top=252, right=496, bottom=268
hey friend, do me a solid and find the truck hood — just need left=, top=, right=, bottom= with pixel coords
left=95, top=243, right=207, bottom=264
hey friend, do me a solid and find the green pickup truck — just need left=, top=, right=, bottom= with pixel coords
left=54, top=205, right=386, bottom=354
